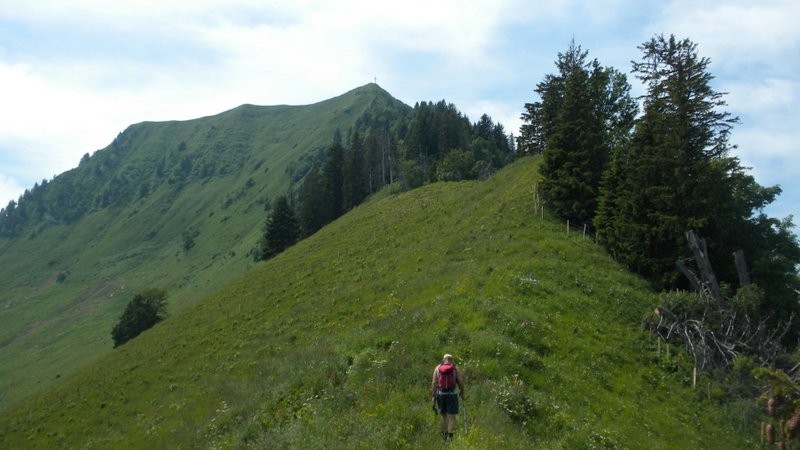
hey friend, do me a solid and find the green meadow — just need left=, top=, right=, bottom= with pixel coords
left=0, top=84, right=409, bottom=410
left=0, top=157, right=759, bottom=448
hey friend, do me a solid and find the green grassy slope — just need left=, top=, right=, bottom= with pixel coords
left=0, top=83, right=410, bottom=410
left=0, top=157, right=757, bottom=448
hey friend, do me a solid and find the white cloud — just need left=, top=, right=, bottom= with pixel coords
left=0, top=62, right=104, bottom=167
left=656, top=0, right=800, bottom=71
left=731, top=125, right=800, bottom=219
left=734, top=128, right=800, bottom=172
left=0, top=174, right=24, bottom=208
left=0, top=0, right=271, bottom=24
left=193, top=18, right=366, bottom=104
left=463, top=99, right=522, bottom=135
left=723, top=78, right=798, bottom=115
left=0, top=0, right=523, bottom=206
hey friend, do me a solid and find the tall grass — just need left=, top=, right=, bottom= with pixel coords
left=0, top=158, right=759, bottom=448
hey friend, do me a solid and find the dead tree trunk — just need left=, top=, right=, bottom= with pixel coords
left=652, top=232, right=791, bottom=370
left=675, top=259, right=703, bottom=293
left=685, top=230, right=724, bottom=307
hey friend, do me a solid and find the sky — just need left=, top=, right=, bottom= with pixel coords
left=1, top=0, right=798, bottom=220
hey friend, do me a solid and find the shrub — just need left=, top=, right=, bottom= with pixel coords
left=111, top=288, right=168, bottom=347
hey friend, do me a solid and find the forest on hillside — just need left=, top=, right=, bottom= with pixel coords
left=0, top=97, right=514, bottom=242
left=259, top=100, right=515, bottom=258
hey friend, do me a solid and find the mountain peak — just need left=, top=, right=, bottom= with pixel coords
left=322, top=82, right=406, bottom=108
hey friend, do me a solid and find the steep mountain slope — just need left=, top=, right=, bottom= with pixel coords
left=0, top=83, right=410, bottom=410
left=0, top=158, right=756, bottom=448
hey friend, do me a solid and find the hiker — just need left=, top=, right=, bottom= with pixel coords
left=431, top=353, right=465, bottom=441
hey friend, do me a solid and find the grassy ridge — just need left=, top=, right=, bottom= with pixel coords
left=0, top=157, right=756, bottom=448
left=0, top=84, right=409, bottom=410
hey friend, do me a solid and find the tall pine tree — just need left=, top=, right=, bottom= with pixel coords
left=597, top=34, right=745, bottom=287
left=297, top=165, right=327, bottom=238
left=322, top=141, right=345, bottom=222
left=343, top=131, right=368, bottom=211
left=525, top=41, right=636, bottom=226
left=518, top=74, right=561, bottom=155
left=597, top=35, right=800, bottom=341
left=261, top=196, right=299, bottom=260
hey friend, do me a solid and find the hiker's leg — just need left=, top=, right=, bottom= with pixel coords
left=446, top=414, right=456, bottom=434
left=436, top=394, right=446, bottom=434
left=445, top=394, right=458, bottom=435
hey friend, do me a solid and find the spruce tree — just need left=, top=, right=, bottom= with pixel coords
left=261, top=196, right=299, bottom=260
left=527, top=41, right=636, bottom=226
left=597, top=34, right=741, bottom=287
left=364, top=132, right=382, bottom=193
left=343, top=131, right=368, bottom=211
left=322, top=142, right=345, bottom=222
left=595, top=35, right=800, bottom=341
left=298, top=165, right=327, bottom=238
left=518, top=72, right=562, bottom=155
left=539, top=51, right=599, bottom=224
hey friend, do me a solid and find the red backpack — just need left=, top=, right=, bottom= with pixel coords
left=438, top=363, right=456, bottom=391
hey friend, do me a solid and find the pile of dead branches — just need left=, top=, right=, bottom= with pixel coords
left=647, top=291, right=793, bottom=371
left=644, top=230, right=793, bottom=371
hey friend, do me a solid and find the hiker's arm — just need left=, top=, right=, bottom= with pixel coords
left=431, top=368, right=439, bottom=397
left=456, top=368, right=465, bottom=398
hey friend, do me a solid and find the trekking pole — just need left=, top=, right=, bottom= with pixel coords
left=462, top=399, right=468, bottom=434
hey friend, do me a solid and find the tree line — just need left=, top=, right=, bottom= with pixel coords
left=518, top=34, right=800, bottom=342
left=259, top=101, right=515, bottom=259
left=0, top=123, right=256, bottom=239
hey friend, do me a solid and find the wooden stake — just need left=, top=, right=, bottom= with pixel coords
left=693, top=367, right=697, bottom=388
left=567, top=220, right=570, bottom=235
left=583, top=224, right=587, bottom=238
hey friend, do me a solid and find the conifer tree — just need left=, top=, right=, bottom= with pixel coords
left=518, top=74, right=560, bottom=155
left=261, top=196, right=299, bottom=260
left=475, top=114, right=494, bottom=142
left=597, top=34, right=742, bottom=287
left=539, top=49, right=599, bottom=224
left=490, top=122, right=512, bottom=162
left=322, top=142, right=345, bottom=221
left=525, top=41, right=636, bottom=226
left=595, top=34, right=800, bottom=340
left=471, top=115, right=513, bottom=170
left=298, top=165, right=327, bottom=238
left=343, top=131, right=368, bottom=211
left=364, top=132, right=383, bottom=193
left=111, top=288, right=168, bottom=348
